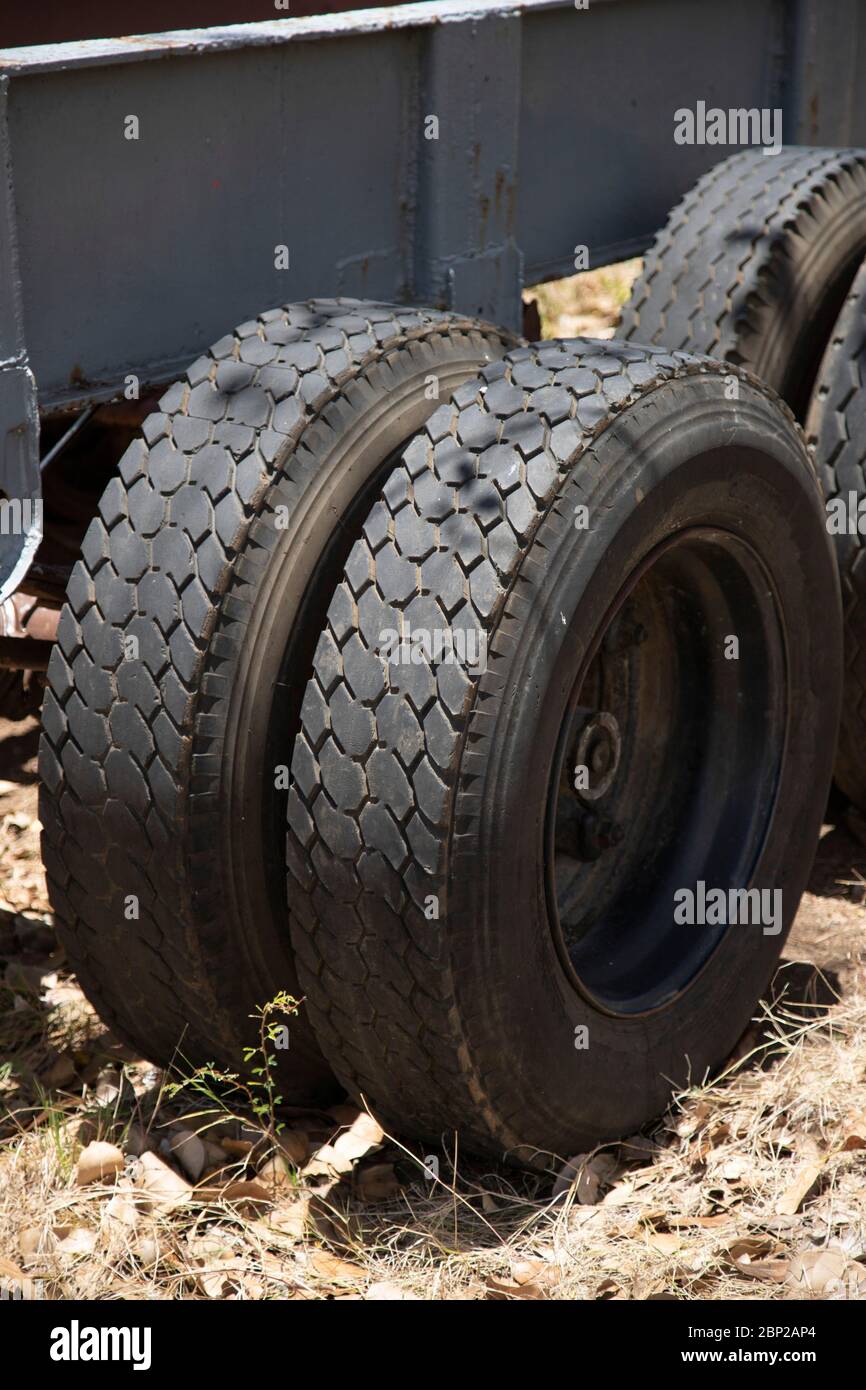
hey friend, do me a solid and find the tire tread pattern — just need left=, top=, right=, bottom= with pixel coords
left=39, top=299, right=509, bottom=1075
left=621, top=147, right=866, bottom=380
left=806, top=260, right=866, bottom=806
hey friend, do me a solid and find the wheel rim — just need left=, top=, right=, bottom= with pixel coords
left=544, top=526, right=787, bottom=1016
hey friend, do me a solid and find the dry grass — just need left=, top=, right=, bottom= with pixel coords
left=524, top=258, right=642, bottom=340
left=3, top=954, right=866, bottom=1301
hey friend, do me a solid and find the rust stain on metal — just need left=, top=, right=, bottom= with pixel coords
left=494, top=167, right=505, bottom=212
left=505, top=177, right=515, bottom=235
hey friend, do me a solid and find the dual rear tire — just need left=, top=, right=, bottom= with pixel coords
left=39, top=301, right=842, bottom=1160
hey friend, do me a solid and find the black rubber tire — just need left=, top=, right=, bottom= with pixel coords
left=38, top=298, right=511, bottom=1100
left=0, top=670, right=42, bottom=722
left=621, top=147, right=866, bottom=419
left=806, top=257, right=866, bottom=810
left=286, top=340, right=842, bottom=1161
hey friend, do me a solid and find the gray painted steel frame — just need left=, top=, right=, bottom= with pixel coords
left=0, top=0, right=865, bottom=600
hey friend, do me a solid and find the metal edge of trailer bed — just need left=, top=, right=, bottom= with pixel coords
left=1, top=0, right=865, bottom=603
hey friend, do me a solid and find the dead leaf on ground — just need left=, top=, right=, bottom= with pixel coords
left=674, top=1102, right=712, bottom=1139
left=775, top=1160, right=825, bottom=1216
left=76, top=1140, right=124, bottom=1186
left=0, top=1255, right=28, bottom=1283
left=277, top=1129, right=310, bottom=1167
left=726, top=1236, right=790, bottom=1284
left=187, top=1234, right=253, bottom=1299
left=667, top=1214, right=734, bottom=1230
left=486, top=1257, right=559, bottom=1300
left=356, top=1162, right=401, bottom=1203
left=105, top=1181, right=139, bottom=1232
left=553, top=1151, right=619, bottom=1204
left=600, top=1167, right=660, bottom=1207
left=133, top=1235, right=161, bottom=1270
left=596, top=1277, right=626, bottom=1299
left=513, top=1257, right=559, bottom=1287
left=18, top=1227, right=55, bottom=1266
left=258, top=1155, right=298, bottom=1190
left=303, top=1111, right=384, bottom=1180
left=366, top=1280, right=420, bottom=1300
left=196, top=1180, right=272, bottom=1214
left=248, top=1200, right=311, bottom=1246
left=220, top=1137, right=254, bottom=1158
left=719, top=1156, right=750, bottom=1183
left=486, top=1276, right=547, bottom=1300
left=132, top=1150, right=192, bottom=1212
left=307, top=1249, right=366, bottom=1286
left=644, top=1231, right=686, bottom=1255
left=839, top=1112, right=866, bottom=1152
left=55, top=1226, right=98, bottom=1256
left=787, top=1248, right=853, bottom=1295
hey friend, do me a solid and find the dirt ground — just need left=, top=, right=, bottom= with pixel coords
left=3, top=268, right=866, bottom=1301
left=4, top=703, right=866, bottom=1301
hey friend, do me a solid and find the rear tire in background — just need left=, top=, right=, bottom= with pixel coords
left=621, top=147, right=866, bottom=419
left=807, top=259, right=866, bottom=810
left=286, top=340, right=842, bottom=1160
left=39, top=299, right=511, bottom=1100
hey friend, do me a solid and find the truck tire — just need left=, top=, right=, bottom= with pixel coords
left=286, top=340, right=841, bottom=1160
left=621, top=148, right=866, bottom=419
left=806, top=258, right=866, bottom=810
left=39, top=299, right=511, bottom=1100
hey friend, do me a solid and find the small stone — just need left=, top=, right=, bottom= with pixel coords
left=169, top=1128, right=207, bottom=1183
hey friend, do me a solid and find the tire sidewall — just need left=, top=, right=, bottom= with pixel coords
left=447, top=378, right=842, bottom=1154
left=208, top=339, right=503, bottom=1038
